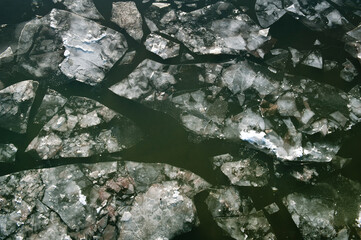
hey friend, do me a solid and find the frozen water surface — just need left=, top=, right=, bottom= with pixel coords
left=0, top=0, right=361, bottom=239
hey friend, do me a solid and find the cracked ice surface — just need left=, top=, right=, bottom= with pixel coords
left=110, top=59, right=360, bottom=162
left=26, top=96, right=143, bottom=159
left=206, top=187, right=276, bottom=239
left=0, top=161, right=210, bottom=239
left=145, top=1, right=271, bottom=56
left=145, top=33, right=180, bottom=59
left=111, top=1, right=143, bottom=41
left=0, top=80, right=38, bottom=134
left=345, top=24, right=361, bottom=65
left=0, top=1, right=361, bottom=239
left=52, top=0, right=104, bottom=20
left=255, top=0, right=351, bottom=31
left=211, top=152, right=270, bottom=187
left=283, top=175, right=361, bottom=239
left=10, top=9, right=127, bottom=85
left=33, top=89, right=67, bottom=125
left=49, top=9, right=128, bottom=85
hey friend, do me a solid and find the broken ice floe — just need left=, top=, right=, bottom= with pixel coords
left=206, top=187, right=276, bottom=239
left=26, top=96, right=142, bottom=159
left=5, top=9, right=128, bottom=85
left=283, top=175, right=361, bottom=239
left=33, top=89, right=67, bottom=125
left=255, top=0, right=351, bottom=31
left=340, top=59, right=358, bottom=82
left=145, top=33, right=180, bottom=59
left=0, top=80, right=38, bottom=134
left=0, top=160, right=210, bottom=239
left=111, top=1, right=143, bottom=41
left=110, top=59, right=361, bottom=162
left=145, top=1, right=271, bottom=56
left=52, top=0, right=104, bottom=20
left=211, top=153, right=270, bottom=187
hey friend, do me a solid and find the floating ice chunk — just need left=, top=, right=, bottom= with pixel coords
left=289, top=47, right=304, bottom=67
left=26, top=133, right=63, bottom=160
left=111, top=1, right=143, bottom=41
left=301, top=108, right=315, bottom=124
left=221, top=158, right=269, bottom=187
left=264, top=203, right=280, bottom=215
left=284, top=175, right=361, bottom=239
left=255, top=0, right=286, bottom=27
left=118, top=181, right=197, bottom=240
left=326, top=10, right=343, bottom=26
left=52, top=0, right=103, bottom=20
left=211, top=153, right=234, bottom=169
left=0, top=161, right=209, bottom=239
left=284, top=193, right=337, bottom=238
left=330, top=111, right=348, bottom=127
left=323, top=60, right=338, bottom=71
left=49, top=9, right=128, bottom=85
left=121, top=211, right=132, bottom=222
left=0, top=46, right=14, bottom=63
left=277, top=92, right=300, bottom=117
left=145, top=2, right=271, bottom=56
left=0, top=144, right=17, bottom=163
left=26, top=97, right=142, bottom=159
left=302, top=50, right=323, bottom=69
left=290, top=166, right=319, bottom=183
left=33, top=89, right=67, bottom=125
left=181, top=114, right=221, bottom=137
left=0, top=80, right=38, bottom=133
left=340, top=59, right=358, bottom=82
left=206, top=187, right=276, bottom=239
left=314, top=39, right=322, bottom=45
left=118, top=51, right=136, bottom=65
left=152, top=2, right=171, bottom=8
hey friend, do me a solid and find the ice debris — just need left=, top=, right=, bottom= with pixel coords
left=145, top=1, right=271, bottom=56
left=26, top=96, right=142, bottom=159
left=255, top=0, right=350, bottom=31
left=110, top=59, right=361, bottom=162
left=0, top=80, right=38, bottom=134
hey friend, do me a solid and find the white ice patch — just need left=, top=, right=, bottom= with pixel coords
left=79, top=190, right=87, bottom=205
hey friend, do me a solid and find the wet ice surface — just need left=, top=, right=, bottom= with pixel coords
left=0, top=160, right=210, bottom=239
left=1, top=0, right=361, bottom=239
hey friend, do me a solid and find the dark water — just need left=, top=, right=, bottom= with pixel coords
left=0, top=0, right=361, bottom=239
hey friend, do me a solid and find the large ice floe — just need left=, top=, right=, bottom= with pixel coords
left=0, top=160, right=210, bottom=239
left=4, top=8, right=127, bottom=85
